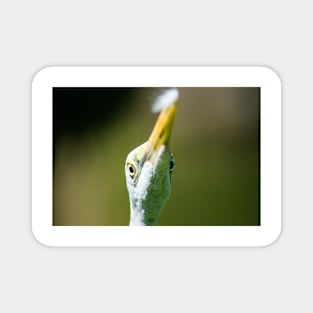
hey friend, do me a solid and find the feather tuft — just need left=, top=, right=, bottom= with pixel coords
left=151, top=88, right=179, bottom=113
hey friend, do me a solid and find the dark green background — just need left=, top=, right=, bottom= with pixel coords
left=53, top=87, right=260, bottom=226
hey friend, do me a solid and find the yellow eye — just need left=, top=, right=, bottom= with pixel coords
left=127, top=163, right=136, bottom=178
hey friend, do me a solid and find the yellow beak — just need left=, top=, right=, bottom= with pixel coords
left=148, top=102, right=178, bottom=153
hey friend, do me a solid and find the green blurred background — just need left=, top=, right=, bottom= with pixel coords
left=53, top=87, right=260, bottom=226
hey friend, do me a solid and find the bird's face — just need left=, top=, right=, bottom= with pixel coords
left=125, top=102, right=177, bottom=225
left=125, top=142, right=175, bottom=225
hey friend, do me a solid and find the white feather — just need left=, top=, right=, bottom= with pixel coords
left=151, top=88, right=179, bottom=113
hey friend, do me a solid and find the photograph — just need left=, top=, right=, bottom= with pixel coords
left=53, top=86, right=260, bottom=226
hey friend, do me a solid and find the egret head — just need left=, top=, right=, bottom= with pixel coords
left=125, top=89, right=178, bottom=225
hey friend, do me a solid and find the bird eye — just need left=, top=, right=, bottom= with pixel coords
left=127, top=163, right=136, bottom=178
left=169, top=159, right=175, bottom=171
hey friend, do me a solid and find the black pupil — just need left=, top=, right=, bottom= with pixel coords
left=170, top=160, right=174, bottom=169
left=129, top=166, right=134, bottom=174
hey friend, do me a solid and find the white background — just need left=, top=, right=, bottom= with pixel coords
left=0, top=1, right=311, bottom=312
left=32, top=67, right=281, bottom=247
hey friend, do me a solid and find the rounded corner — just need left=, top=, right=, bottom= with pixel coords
left=259, top=66, right=282, bottom=87
left=31, top=226, right=53, bottom=248
left=32, top=66, right=54, bottom=87
left=260, top=226, right=282, bottom=248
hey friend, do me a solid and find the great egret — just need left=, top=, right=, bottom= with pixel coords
left=125, top=88, right=179, bottom=226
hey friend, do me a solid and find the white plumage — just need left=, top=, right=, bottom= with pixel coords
left=151, top=88, right=179, bottom=113
left=125, top=88, right=179, bottom=226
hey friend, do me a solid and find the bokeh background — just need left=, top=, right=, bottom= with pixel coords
left=53, top=87, right=260, bottom=226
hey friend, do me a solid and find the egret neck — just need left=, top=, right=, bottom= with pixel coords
left=125, top=88, right=179, bottom=226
